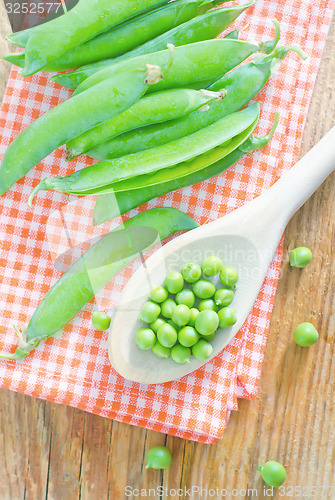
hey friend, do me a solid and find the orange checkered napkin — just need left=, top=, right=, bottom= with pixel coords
left=0, top=0, right=334, bottom=444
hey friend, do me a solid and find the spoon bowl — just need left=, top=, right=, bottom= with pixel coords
left=109, top=125, right=335, bottom=384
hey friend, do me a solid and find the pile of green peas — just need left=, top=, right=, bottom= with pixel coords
left=135, top=256, right=239, bottom=363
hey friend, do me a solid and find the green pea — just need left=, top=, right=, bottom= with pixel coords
left=167, top=319, right=179, bottom=332
left=176, top=289, right=195, bottom=308
left=135, top=327, right=156, bottom=350
left=214, top=288, right=234, bottom=307
left=149, top=285, right=168, bottom=303
left=218, top=307, right=237, bottom=328
left=181, top=262, right=202, bottom=283
left=201, top=255, right=223, bottom=276
left=219, top=266, right=239, bottom=287
left=161, top=298, right=177, bottom=319
left=192, top=339, right=213, bottom=360
left=92, top=311, right=111, bottom=331
left=178, top=326, right=199, bottom=347
left=168, top=319, right=179, bottom=331
left=293, top=322, right=318, bottom=347
left=139, top=301, right=161, bottom=323
left=289, top=246, right=312, bottom=268
left=188, top=308, right=199, bottom=327
left=201, top=331, right=216, bottom=341
left=152, top=341, right=171, bottom=359
left=193, top=278, right=216, bottom=299
left=157, top=323, right=178, bottom=347
left=145, top=445, right=172, bottom=470
left=258, top=461, right=287, bottom=488
left=171, top=304, right=191, bottom=327
left=150, top=318, right=166, bottom=333
left=164, top=271, right=184, bottom=294
left=171, top=344, right=191, bottom=363
left=195, top=310, right=219, bottom=336
left=198, top=299, right=218, bottom=312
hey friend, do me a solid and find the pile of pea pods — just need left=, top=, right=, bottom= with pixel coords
left=1, top=0, right=306, bottom=218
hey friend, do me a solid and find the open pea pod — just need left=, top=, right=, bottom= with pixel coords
left=94, top=115, right=260, bottom=194
left=0, top=208, right=198, bottom=360
left=28, top=103, right=260, bottom=203
left=92, top=114, right=279, bottom=225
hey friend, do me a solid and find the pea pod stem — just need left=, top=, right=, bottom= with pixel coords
left=240, top=111, right=279, bottom=152
left=0, top=326, right=33, bottom=359
left=92, top=114, right=279, bottom=225
left=0, top=208, right=199, bottom=359
left=255, top=45, right=308, bottom=65
left=258, top=19, right=281, bottom=54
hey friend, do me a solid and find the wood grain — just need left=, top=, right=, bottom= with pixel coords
left=0, top=6, right=334, bottom=499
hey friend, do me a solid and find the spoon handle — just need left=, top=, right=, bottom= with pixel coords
left=258, top=124, right=335, bottom=226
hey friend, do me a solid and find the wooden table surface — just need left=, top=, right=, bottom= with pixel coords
left=0, top=5, right=334, bottom=499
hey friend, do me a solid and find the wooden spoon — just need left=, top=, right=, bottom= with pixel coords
left=108, top=126, right=335, bottom=384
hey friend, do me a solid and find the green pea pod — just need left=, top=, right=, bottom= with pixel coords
left=2, top=53, right=25, bottom=68
left=89, top=45, right=306, bottom=161
left=51, top=25, right=240, bottom=90
left=5, top=0, right=225, bottom=71
left=66, top=88, right=226, bottom=160
left=62, top=1, right=253, bottom=82
left=223, top=29, right=240, bottom=40
left=0, top=208, right=199, bottom=360
left=93, top=114, right=279, bottom=225
left=99, top=116, right=261, bottom=193
left=0, top=66, right=161, bottom=196
left=21, top=0, right=169, bottom=76
left=112, top=1, right=254, bottom=61
left=56, top=36, right=263, bottom=93
left=28, top=103, right=260, bottom=203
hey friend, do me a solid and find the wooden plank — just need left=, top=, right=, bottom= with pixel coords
left=0, top=391, right=52, bottom=500
left=0, top=6, right=334, bottom=499
left=45, top=406, right=85, bottom=500
left=78, top=413, right=111, bottom=498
